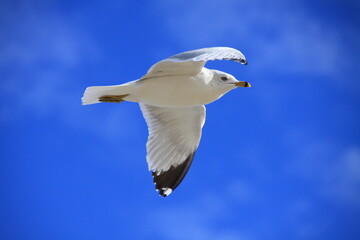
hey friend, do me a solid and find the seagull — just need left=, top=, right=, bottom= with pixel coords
left=82, top=47, right=250, bottom=197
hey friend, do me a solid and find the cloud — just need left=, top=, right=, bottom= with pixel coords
left=0, top=2, right=143, bottom=140
left=153, top=0, right=359, bottom=81
left=322, top=147, right=360, bottom=206
left=226, top=180, right=255, bottom=203
left=147, top=190, right=253, bottom=240
left=285, top=130, right=360, bottom=208
left=0, top=2, right=100, bottom=67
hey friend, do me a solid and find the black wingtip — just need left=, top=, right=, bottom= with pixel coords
left=152, top=152, right=196, bottom=197
left=235, top=58, right=247, bottom=65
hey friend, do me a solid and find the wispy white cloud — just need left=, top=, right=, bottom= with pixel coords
left=0, top=3, right=143, bottom=140
left=0, top=2, right=100, bottom=67
left=226, top=180, right=255, bottom=203
left=153, top=0, right=359, bottom=81
left=1, top=69, right=142, bottom=140
left=285, top=129, right=360, bottom=208
left=322, top=147, right=360, bottom=206
left=147, top=189, right=254, bottom=240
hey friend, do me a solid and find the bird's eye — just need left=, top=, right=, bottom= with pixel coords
left=221, top=77, right=228, bottom=81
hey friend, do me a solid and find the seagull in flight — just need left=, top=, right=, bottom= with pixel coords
left=82, top=47, right=250, bottom=197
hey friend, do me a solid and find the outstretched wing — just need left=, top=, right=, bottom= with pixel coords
left=142, top=47, right=247, bottom=79
left=139, top=103, right=206, bottom=197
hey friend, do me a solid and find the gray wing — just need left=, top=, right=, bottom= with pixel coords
left=142, top=47, right=247, bottom=79
left=139, top=103, right=206, bottom=197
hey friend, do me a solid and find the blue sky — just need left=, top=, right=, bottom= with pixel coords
left=1, top=0, right=359, bottom=239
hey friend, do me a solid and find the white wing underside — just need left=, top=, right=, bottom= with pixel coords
left=139, top=104, right=206, bottom=173
left=142, top=47, right=247, bottom=79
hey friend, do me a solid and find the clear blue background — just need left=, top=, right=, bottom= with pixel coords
left=1, top=0, right=359, bottom=239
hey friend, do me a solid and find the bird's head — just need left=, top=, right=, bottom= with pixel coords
left=210, top=70, right=251, bottom=93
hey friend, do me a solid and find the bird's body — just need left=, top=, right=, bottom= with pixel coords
left=132, top=69, right=214, bottom=107
left=82, top=47, right=250, bottom=197
left=109, top=68, right=234, bottom=107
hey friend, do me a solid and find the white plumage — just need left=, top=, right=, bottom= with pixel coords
left=140, top=104, right=205, bottom=172
left=82, top=47, right=250, bottom=197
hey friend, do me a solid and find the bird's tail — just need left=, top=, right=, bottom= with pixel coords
left=81, top=83, right=134, bottom=105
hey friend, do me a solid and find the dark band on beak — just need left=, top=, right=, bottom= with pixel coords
left=233, top=81, right=251, bottom=87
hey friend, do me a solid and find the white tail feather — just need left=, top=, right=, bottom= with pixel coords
left=81, top=84, right=133, bottom=105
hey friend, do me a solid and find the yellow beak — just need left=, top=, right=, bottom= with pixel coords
left=233, top=81, right=251, bottom=87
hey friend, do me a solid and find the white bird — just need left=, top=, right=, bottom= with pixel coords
left=82, top=47, right=250, bottom=197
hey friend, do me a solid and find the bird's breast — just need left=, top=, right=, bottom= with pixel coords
left=134, top=75, right=219, bottom=107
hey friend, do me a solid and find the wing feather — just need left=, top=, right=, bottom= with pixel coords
left=139, top=103, right=206, bottom=196
left=142, top=47, right=247, bottom=79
